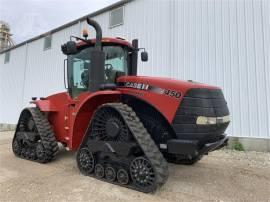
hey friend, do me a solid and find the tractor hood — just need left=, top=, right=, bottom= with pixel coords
left=117, top=75, right=219, bottom=96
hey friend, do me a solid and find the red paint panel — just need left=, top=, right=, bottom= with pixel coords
left=34, top=91, right=121, bottom=150
left=117, top=76, right=220, bottom=123
left=33, top=92, right=71, bottom=143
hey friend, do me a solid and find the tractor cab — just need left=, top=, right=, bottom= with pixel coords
left=65, top=39, right=133, bottom=98
left=61, top=19, right=148, bottom=98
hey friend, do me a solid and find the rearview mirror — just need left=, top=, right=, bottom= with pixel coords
left=61, top=41, right=78, bottom=55
left=141, top=51, right=148, bottom=62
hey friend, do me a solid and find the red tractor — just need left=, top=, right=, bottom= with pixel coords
left=12, top=19, right=230, bottom=193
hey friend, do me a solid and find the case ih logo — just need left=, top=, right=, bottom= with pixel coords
left=124, top=82, right=149, bottom=90
left=119, top=82, right=181, bottom=99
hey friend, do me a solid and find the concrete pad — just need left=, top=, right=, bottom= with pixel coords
left=228, top=137, right=270, bottom=152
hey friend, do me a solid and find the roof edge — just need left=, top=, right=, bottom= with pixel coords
left=0, top=0, right=133, bottom=54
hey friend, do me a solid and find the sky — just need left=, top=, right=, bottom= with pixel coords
left=0, top=0, right=119, bottom=43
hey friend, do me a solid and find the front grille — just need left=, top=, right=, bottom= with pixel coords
left=172, top=88, right=230, bottom=144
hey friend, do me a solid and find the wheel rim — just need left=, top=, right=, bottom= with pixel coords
left=130, top=157, right=155, bottom=189
left=78, top=148, right=95, bottom=174
left=36, top=142, right=45, bottom=160
left=90, top=107, right=131, bottom=142
left=117, top=169, right=129, bottom=185
left=95, top=164, right=105, bottom=178
left=105, top=167, right=116, bottom=182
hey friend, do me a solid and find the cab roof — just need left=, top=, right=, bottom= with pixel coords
left=76, top=37, right=134, bottom=49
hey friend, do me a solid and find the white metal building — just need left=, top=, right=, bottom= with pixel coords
left=0, top=0, right=269, bottom=140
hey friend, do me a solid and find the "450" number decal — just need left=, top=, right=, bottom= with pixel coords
left=164, top=89, right=181, bottom=98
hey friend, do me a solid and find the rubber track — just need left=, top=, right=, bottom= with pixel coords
left=104, top=103, right=169, bottom=189
left=14, top=108, right=59, bottom=163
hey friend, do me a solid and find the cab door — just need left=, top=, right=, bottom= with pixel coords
left=65, top=48, right=91, bottom=139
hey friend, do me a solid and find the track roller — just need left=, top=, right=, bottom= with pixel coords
left=117, top=169, right=129, bottom=185
left=105, top=166, right=116, bottom=182
left=95, top=164, right=105, bottom=178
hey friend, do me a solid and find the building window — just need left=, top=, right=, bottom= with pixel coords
left=43, top=35, right=52, bottom=50
left=109, top=6, right=124, bottom=28
left=4, top=51, right=10, bottom=64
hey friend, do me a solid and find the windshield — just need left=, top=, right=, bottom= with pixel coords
left=67, top=46, right=129, bottom=97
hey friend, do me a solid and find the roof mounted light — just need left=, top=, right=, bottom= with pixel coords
left=82, top=28, right=89, bottom=40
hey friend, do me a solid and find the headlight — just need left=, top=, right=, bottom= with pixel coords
left=196, top=115, right=230, bottom=125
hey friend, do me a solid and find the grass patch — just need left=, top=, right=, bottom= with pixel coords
left=231, top=141, right=245, bottom=151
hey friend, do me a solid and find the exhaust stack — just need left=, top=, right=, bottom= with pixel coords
left=86, top=18, right=105, bottom=92
left=86, top=18, right=102, bottom=50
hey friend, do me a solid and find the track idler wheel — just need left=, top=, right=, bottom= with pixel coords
left=130, top=156, right=156, bottom=191
left=117, top=169, right=129, bottom=185
left=77, top=148, right=95, bottom=175
left=95, top=164, right=105, bottom=179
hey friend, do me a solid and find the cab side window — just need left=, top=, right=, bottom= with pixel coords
left=68, top=48, right=91, bottom=98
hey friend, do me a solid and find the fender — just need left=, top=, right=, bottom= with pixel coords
left=70, top=91, right=121, bottom=150
left=32, top=92, right=69, bottom=112
left=32, top=91, right=121, bottom=150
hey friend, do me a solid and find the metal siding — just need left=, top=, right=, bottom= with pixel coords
left=0, top=0, right=269, bottom=139
left=22, top=23, right=79, bottom=107
left=0, top=45, right=27, bottom=123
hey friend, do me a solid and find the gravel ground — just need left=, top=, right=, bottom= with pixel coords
left=0, top=131, right=269, bottom=202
